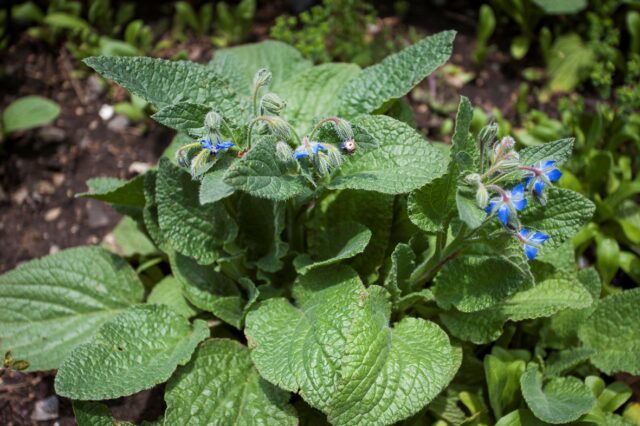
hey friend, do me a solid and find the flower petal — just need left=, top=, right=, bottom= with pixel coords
left=524, top=244, right=538, bottom=260
left=485, top=201, right=497, bottom=214
left=511, top=184, right=525, bottom=198
left=529, top=232, right=549, bottom=245
left=498, top=204, right=510, bottom=225
left=512, top=197, right=527, bottom=211
left=519, top=228, right=530, bottom=238
left=542, top=159, right=557, bottom=169
left=546, top=168, right=562, bottom=182
left=533, top=179, right=545, bottom=195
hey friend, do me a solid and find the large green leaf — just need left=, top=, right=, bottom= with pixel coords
left=433, top=236, right=533, bottom=313
left=532, top=0, right=586, bottom=14
left=2, top=95, right=60, bottom=134
left=157, top=158, right=237, bottom=264
left=245, top=266, right=458, bottom=425
left=337, top=30, right=456, bottom=117
left=408, top=173, right=456, bottom=233
left=520, top=364, right=596, bottom=424
left=547, top=34, right=595, bottom=93
left=578, top=288, right=640, bottom=375
left=0, top=247, right=144, bottom=371
left=295, top=222, right=372, bottom=274
left=519, top=138, right=575, bottom=168
left=279, top=63, right=360, bottom=134
left=163, top=339, right=297, bottom=425
left=55, top=304, right=209, bottom=400
left=329, top=115, right=448, bottom=194
left=170, top=252, right=247, bottom=329
left=77, top=175, right=146, bottom=208
left=224, top=136, right=311, bottom=200
left=520, top=187, right=595, bottom=250
left=151, top=102, right=211, bottom=135
left=84, top=56, right=249, bottom=121
left=147, top=276, right=198, bottom=319
left=485, top=353, right=527, bottom=419
left=441, top=276, right=592, bottom=344
left=209, top=40, right=311, bottom=95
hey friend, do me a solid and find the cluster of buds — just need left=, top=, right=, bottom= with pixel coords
left=175, top=110, right=235, bottom=178
left=464, top=127, right=564, bottom=260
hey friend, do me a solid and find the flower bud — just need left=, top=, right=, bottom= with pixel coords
left=475, top=184, right=489, bottom=209
left=260, top=93, right=286, bottom=115
left=325, top=144, right=344, bottom=168
left=464, top=173, right=482, bottom=185
left=331, top=117, right=354, bottom=141
left=478, top=123, right=498, bottom=148
left=263, top=116, right=291, bottom=141
left=253, top=68, right=272, bottom=90
left=341, top=139, right=357, bottom=154
left=275, top=141, right=294, bottom=163
left=204, top=110, right=222, bottom=131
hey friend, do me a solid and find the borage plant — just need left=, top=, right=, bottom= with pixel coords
left=1, top=32, right=638, bottom=425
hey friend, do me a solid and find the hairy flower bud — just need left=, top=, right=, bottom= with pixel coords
left=478, top=123, right=498, bottom=148
left=204, top=110, right=222, bottom=131
left=263, top=116, right=291, bottom=141
left=253, top=68, right=272, bottom=90
left=475, top=184, right=489, bottom=209
left=341, top=139, right=357, bottom=154
left=331, top=117, right=354, bottom=141
left=260, top=93, right=286, bottom=116
left=275, top=141, right=294, bottom=163
left=325, top=144, right=344, bottom=168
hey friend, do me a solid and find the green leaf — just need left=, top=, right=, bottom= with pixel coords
left=84, top=56, right=249, bottom=121
left=520, top=187, right=595, bottom=250
left=236, top=195, right=288, bottom=273
left=147, top=276, right=198, bottom=318
left=408, top=173, right=456, bottom=233
left=73, top=401, right=132, bottom=426
left=329, top=115, right=448, bottom=194
left=544, top=347, right=595, bottom=376
left=78, top=174, right=146, bottom=208
left=433, top=236, right=533, bottom=313
left=337, top=30, right=456, bottom=117
left=112, top=216, right=157, bottom=257
left=151, top=102, right=211, bottom=135
left=208, top=40, right=311, bottom=95
left=295, top=222, right=371, bottom=274
left=279, top=63, right=360, bottom=134
left=495, top=409, right=551, bottom=426
left=485, top=354, right=526, bottom=419
left=520, top=364, right=596, bottom=424
left=456, top=184, right=487, bottom=229
left=383, top=243, right=416, bottom=304
left=532, top=0, right=586, bottom=14
left=55, top=304, right=209, bottom=400
left=450, top=96, right=477, bottom=173
left=441, top=277, right=592, bottom=344
left=245, top=266, right=458, bottom=425
left=0, top=247, right=144, bottom=371
left=519, top=138, right=575, bottom=167
left=547, top=34, right=595, bottom=93
left=43, top=12, right=91, bottom=31
left=2, top=96, right=60, bottom=134
left=224, top=136, right=311, bottom=200
left=199, top=168, right=235, bottom=204
left=170, top=252, right=247, bottom=328
left=163, top=339, right=298, bottom=425
left=578, top=288, right=640, bottom=375
left=157, top=158, right=237, bottom=264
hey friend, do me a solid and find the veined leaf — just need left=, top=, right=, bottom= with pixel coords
left=55, top=304, right=209, bottom=400
left=337, top=30, right=456, bottom=117
left=0, top=247, right=144, bottom=371
left=578, top=288, right=640, bottom=375
left=520, top=364, right=596, bottom=424
left=224, top=136, right=311, bottom=201
left=84, top=56, right=249, bottom=121
left=163, top=339, right=297, bottom=425
left=519, top=138, right=575, bottom=167
left=245, top=265, right=458, bottom=425
left=152, top=102, right=211, bottom=136
left=147, top=276, right=198, bottom=319
left=78, top=174, right=146, bottom=208
left=157, top=158, right=237, bottom=265
left=329, top=115, right=448, bottom=194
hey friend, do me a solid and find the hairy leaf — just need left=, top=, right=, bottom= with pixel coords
left=163, top=339, right=297, bottom=425
left=329, top=115, right=448, bottom=194
left=78, top=175, right=146, bottom=208
left=245, top=266, right=458, bottom=425
left=337, top=30, right=456, bottom=117
left=0, top=247, right=143, bottom=371
left=55, top=304, right=209, bottom=400
left=147, top=276, right=198, bottom=319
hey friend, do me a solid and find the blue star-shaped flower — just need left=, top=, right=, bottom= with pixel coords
left=200, top=138, right=234, bottom=155
left=294, top=141, right=326, bottom=159
left=485, top=184, right=527, bottom=225
left=518, top=228, right=549, bottom=260
left=525, top=160, right=562, bottom=195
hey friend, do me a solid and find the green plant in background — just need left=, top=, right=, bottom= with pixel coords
left=474, top=4, right=496, bottom=65
left=214, top=0, right=256, bottom=47
left=1, top=32, right=637, bottom=425
left=0, top=95, right=60, bottom=142
left=172, top=1, right=214, bottom=41
left=270, top=0, right=411, bottom=66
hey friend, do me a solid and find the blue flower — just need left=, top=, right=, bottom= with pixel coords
left=485, top=184, right=527, bottom=225
left=518, top=228, right=549, bottom=260
left=525, top=160, right=562, bottom=195
left=200, top=137, right=234, bottom=155
left=294, top=140, right=326, bottom=159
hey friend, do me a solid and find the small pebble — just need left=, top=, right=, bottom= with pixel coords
left=129, top=161, right=152, bottom=175
left=31, top=395, right=59, bottom=421
left=12, top=187, right=29, bottom=205
left=99, top=104, right=114, bottom=121
left=107, top=115, right=129, bottom=131
left=52, top=173, right=65, bottom=187
left=45, top=207, right=62, bottom=222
